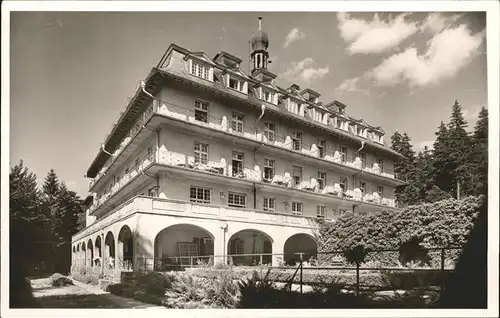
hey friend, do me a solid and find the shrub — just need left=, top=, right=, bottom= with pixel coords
left=106, top=283, right=128, bottom=296
left=71, top=271, right=101, bottom=285
left=162, top=274, right=208, bottom=308
left=50, top=273, right=73, bottom=287
left=316, top=196, right=483, bottom=267
left=204, top=270, right=240, bottom=308
left=134, top=272, right=175, bottom=297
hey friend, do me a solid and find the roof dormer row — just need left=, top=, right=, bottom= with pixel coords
left=160, top=44, right=386, bottom=144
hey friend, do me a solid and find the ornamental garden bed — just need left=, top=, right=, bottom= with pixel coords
left=185, top=266, right=451, bottom=290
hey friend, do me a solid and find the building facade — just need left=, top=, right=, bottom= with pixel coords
left=71, top=19, right=405, bottom=272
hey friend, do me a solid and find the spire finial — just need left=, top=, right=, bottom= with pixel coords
left=258, top=16, right=262, bottom=30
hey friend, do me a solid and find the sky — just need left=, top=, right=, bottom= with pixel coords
left=9, top=11, right=487, bottom=198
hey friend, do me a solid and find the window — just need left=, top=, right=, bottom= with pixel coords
left=190, top=186, right=211, bottom=204
left=194, top=142, right=208, bottom=164
left=288, top=99, right=299, bottom=114
left=231, top=112, right=244, bottom=133
left=291, top=201, right=303, bottom=215
left=359, top=181, right=367, bottom=195
left=194, top=100, right=209, bottom=123
left=360, top=153, right=367, bottom=169
left=293, top=166, right=302, bottom=186
left=263, top=197, right=276, bottom=212
left=261, top=88, right=275, bottom=104
left=377, top=158, right=384, bottom=172
left=313, top=109, right=322, bottom=122
left=357, top=126, right=365, bottom=137
left=264, top=122, right=275, bottom=142
left=340, top=146, right=348, bottom=163
left=340, top=177, right=348, bottom=192
left=339, top=120, right=348, bottom=131
left=228, top=77, right=244, bottom=92
left=267, top=91, right=274, bottom=103
left=228, top=192, right=246, bottom=208
left=292, top=132, right=302, bottom=151
left=264, top=159, right=275, bottom=181
left=377, top=185, right=384, bottom=197
left=317, top=139, right=326, bottom=158
left=316, top=205, right=326, bottom=218
left=317, top=172, right=326, bottom=190
left=190, top=60, right=210, bottom=80
left=232, top=152, right=244, bottom=177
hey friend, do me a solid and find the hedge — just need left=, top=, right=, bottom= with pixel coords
left=316, top=196, right=483, bottom=266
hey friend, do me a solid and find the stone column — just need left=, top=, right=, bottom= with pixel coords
left=214, top=221, right=228, bottom=266
left=272, top=237, right=285, bottom=267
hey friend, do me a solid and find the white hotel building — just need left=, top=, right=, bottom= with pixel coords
left=71, top=19, right=405, bottom=272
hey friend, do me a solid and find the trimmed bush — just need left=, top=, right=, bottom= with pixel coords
left=316, top=196, right=483, bottom=267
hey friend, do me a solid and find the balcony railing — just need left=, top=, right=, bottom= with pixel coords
left=76, top=195, right=318, bottom=242
left=89, top=103, right=156, bottom=190
left=89, top=98, right=402, bottom=191
left=88, top=148, right=398, bottom=216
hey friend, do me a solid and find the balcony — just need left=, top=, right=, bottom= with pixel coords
left=261, top=173, right=397, bottom=208
left=88, top=98, right=404, bottom=193
left=88, top=148, right=398, bottom=216
left=75, top=196, right=318, bottom=242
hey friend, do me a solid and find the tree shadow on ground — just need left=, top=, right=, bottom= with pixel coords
left=34, top=294, right=120, bottom=308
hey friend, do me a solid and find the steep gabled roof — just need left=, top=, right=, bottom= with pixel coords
left=185, top=52, right=218, bottom=67
left=223, top=67, right=251, bottom=80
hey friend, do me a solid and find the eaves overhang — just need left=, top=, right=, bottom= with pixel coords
left=85, top=68, right=164, bottom=178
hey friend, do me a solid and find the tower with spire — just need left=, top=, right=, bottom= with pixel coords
left=250, top=17, right=276, bottom=82
left=251, top=17, right=271, bottom=71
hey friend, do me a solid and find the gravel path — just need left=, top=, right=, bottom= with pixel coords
left=30, top=276, right=165, bottom=309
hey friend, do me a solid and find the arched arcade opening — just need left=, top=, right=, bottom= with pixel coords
left=118, top=225, right=134, bottom=269
left=105, top=231, right=116, bottom=268
left=284, top=233, right=318, bottom=266
left=227, top=229, right=273, bottom=266
left=154, top=224, right=215, bottom=270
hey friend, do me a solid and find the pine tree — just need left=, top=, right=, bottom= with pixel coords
left=9, top=161, right=42, bottom=272
left=471, top=106, right=488, bottom=196
left=42, top=169, right=60, bottom=207
left=39, top=169, right=62, bottom=273
left=432, top=121, right=453, bottom=194
left=391, top=131, right=418, bottom=205
left=53, top=182, right=86, bottom=273
left=447, top=100, right=473, bottom=197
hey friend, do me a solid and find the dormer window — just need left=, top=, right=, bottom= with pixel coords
left=264, top=91, right=273, bottom=103
left=287, top=99, right=300, bottom=114
left=190, top=60, right=211, bottom=81
left=338, top=119, right=348, bottom=131
left=312, top=109, right=323, bottom=122
left=259, top=87, right=277, bottom=105
left=227, top=76, right=247, bottom=94
left=372, top=133, right=384, bottom=144
left=357, top=126, right=367, bottom=138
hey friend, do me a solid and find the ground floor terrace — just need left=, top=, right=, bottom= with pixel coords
left=71, top=196, right=320, bottom=273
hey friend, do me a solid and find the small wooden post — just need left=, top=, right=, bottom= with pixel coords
left=356, top=261, right=360, bottom=296
left=299, top=253, right=304, bottom=294
left=440, top=248, right=446, bottom=298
